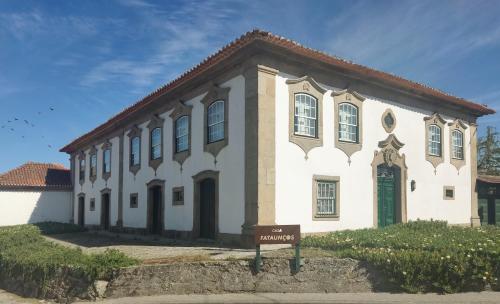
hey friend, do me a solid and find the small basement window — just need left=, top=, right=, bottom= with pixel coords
left=443, top=186, right=455, bottom=200
left=130, top=193, right=138, bottom=208
left=173, top=187, right=184, bottom=206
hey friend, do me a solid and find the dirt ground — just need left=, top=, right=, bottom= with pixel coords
left=43, top=231, right=325, bottom=263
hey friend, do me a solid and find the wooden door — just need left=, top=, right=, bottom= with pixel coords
left=377, top=166, right=396, bottom=228
left=101, top=194, right=110, bottom=230
left=78, top=197, right=85, bottom=226
left=150, top=186, right=163, bottom=234
left=199, top=178, right=216, bottom=239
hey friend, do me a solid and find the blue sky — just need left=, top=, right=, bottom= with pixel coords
left=0, top=0, right=499, bottom=172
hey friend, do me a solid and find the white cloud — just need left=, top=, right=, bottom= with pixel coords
left=81, top=0, right=239, bottom=89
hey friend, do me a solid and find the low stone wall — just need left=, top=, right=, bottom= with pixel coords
left=105, top=257, right=393, bottom=298
left=0, top=266, right=96, bottom=302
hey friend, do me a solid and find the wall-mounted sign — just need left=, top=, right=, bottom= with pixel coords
left=255, top=225, right=300, bottom=245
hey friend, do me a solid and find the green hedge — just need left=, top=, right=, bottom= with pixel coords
left=0, top=224, right=137, bottom=296
left=302, top=221, right=500, bottom=293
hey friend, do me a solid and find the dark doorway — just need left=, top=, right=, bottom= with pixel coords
left=101, top=193, right=111, bottom=230
left=78, top=196, right=85, bottom=227
left=199, top=178, right=216, bottom=239
left=377, top=165, right=401, bottom=228
left=148, top=185, right=163, bottom=234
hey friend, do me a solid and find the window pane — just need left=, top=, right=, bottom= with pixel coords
left=428, top=125, right=441, bottom=156
left=90, top=154, right=97, bottom=176
left=338, top=103, right=358, bottom=142
left=208, top=101, right=225, bottom=143
left=317, top=181, right=336, bottom=215
left=451, top=130, right=463, bottom=160
left=294, top=93, right=317, bottom=137
left=131, top=137, right=140, bottom=166
left=151, top=128, right=162, bottom=160
left=103, top=149, right=111, bottom=173
left=175, top=116, right=189, bottom=152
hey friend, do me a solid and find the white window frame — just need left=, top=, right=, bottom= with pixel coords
left=428, top=124, right=442, bottom=157
left=175, top=115, right=189, bottom=153
left=316, top=181, right=337, bottom=216
left=90, top=153, right=97, bottom=177
left=338, top=103, right=358, bottom=143
left=150, top=127, right=162, bottom=160
left=103, top=149, right=111, bottom=174
left=207, top=100, right=225, bottom=143
left=130, top=136, right=140, bottom=166
left=451, top=130, right=463, bottom=160
left=294, top=93, right=317, bottom=137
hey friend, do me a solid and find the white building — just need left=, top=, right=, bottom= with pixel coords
left=61, top=30, right=495, bottom=246
left=0, top=162, right=72, bottom=226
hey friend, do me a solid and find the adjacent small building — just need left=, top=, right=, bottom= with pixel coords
left=477, top=175, right=500, bottom=225
left=0, top=162, right=72, bottom=226
left=60, top=30, right=495, bottom=246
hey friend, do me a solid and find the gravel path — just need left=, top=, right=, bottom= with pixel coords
left=43, top=231, right=290, bottom=261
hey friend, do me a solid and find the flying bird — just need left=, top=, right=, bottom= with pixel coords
left=31, top=123, right=35, bottom=127
left=9, top=128, right=14, bottom=131
left=7, top=120, right=11, bottom=123
left=14, top=118, right=18, bottom=121
left=48, top=144, right=52, bottom=148
left=24, top=120, right=29, bottom=125
left=49, top=107, right=54, bottom=111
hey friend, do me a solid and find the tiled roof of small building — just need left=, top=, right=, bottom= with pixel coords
left=477, top=174, right=500, bottom=184
left=0, top=162, right=71, bottom=190
left=61, top=29, right=495, bottom=153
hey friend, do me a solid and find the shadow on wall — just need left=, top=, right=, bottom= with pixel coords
left=25, top=190, right=72, bottom=225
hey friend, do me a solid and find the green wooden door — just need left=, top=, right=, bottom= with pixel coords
left=377, top=168, right=396, bottom=228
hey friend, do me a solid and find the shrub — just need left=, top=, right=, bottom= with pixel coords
left=0, top=224, right=137, bottom=297
left=33, top=221, right=86, bottom=235
left=302, top=220, right=500, bottom=293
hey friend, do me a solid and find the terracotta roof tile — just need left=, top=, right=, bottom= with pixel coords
left=477, top=174, right=500, bottom=184
left=61, top=29, right=495, bottom=153
left=0, top=162, right=71, bottom=190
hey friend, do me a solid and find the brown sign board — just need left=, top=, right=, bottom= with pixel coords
left=255, top=225, right=300, bottom=245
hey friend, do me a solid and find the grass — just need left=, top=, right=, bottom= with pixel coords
left=302, top=220, right=500, bottom=293
left=0, top=223, right=138, bottom=296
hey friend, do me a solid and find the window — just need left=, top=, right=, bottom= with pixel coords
left=451, top=130, right=463, bottom=160
left=172, top=187, right=184, bottom=206
left=294, top=93, right=317, bottom=137
left=207, top=100, right=225, bottom=143
left=312, top=175, right=340, bottom=220
left=339, top=103, right=358, bottom=142
left=79, top=157, right=85, bottom=182
left=90, top=198, right=95, bottom=211
left=443, top=186, right=455, bottom=200
left=103, top=149, right=111, bottom=174
left=316, top=181, right=336, bottom=215
left=150, top=127, right=162, bottom=160
left=130, top=193, right=138, bottom=208
left=428, top=124, right=442, bottom=156
left=424, top=113, right=445, bottom=169
left=130, top=136, right=140, bottom=166
left=175, top=116, right=189, bottom=153
left=90, top=153, right=97, bottom=177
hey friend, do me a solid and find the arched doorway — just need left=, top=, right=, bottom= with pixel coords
left=372, top=134, right=408, bottom=227
left=192, top=170, right=219, bottom=239
left=147, top=179, right=165, bottom=235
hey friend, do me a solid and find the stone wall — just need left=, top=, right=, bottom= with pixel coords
left=0, top=266, right=96, bottom=302
left=105, top=257, right=393, bottom=298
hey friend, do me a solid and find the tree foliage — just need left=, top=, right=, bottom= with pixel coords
left=478, top=126, right=500, bottom=175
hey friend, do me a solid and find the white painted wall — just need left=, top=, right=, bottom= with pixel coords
left=73, top=137, right=120, bottom=227
left=0, top=190, right=72, bottom=226
left=75, top=75, right=246, bottom=234
left=274, top=73, right=472, bottom=233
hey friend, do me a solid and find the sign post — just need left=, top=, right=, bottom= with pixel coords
left=254, top=225, right=301, bottom=273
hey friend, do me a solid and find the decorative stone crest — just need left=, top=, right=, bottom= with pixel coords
left=381, top=108, right=396, bottom=133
